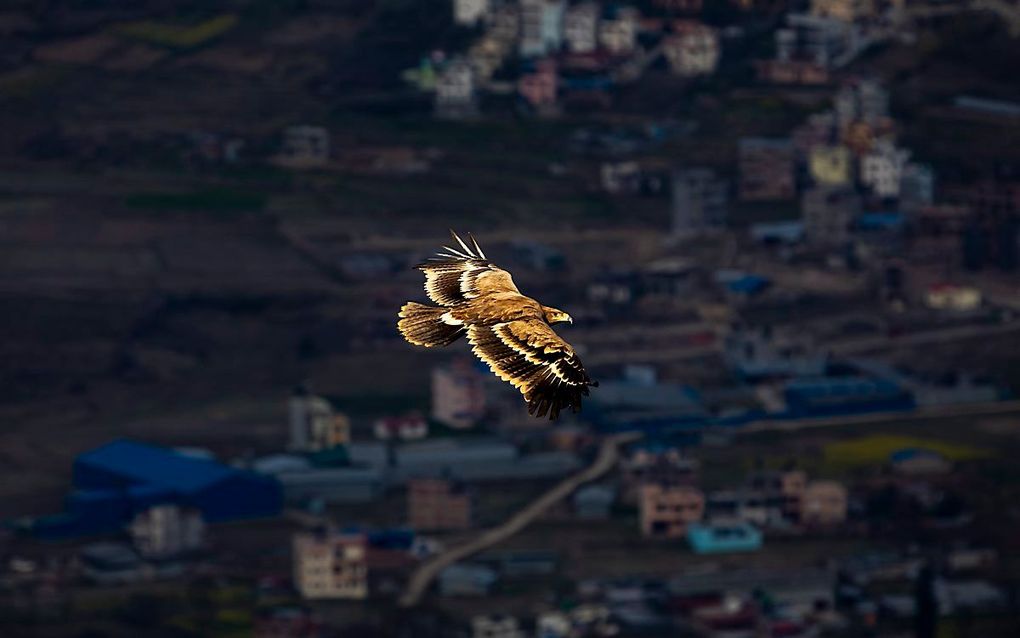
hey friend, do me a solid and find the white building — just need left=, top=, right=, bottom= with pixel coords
left=564, top=2, right=600, bottom=54
left=835, top=77, right=889, bottom=129
left=598, top=7, right=640, bottom=55
left=454, top=0, right=489, bottom=26
left=128, top=505, right=205, bottom=560
left=471, top=615, right=526, bottom=638
left=275, top=125, right=330, bottom=169
left=432, top=360, right=486, bottom=429
left=288, top=390, right=350, bottom=452
left=672, top=168, right=728, bottom=233
left=861, top=139, right=910, bottom=198
left=292, top=531, right=368, bottom=600
left=662, top=23, right=720, bottom=77
left=519, top=0, right=566, bottom=58
left=435, top=58, right=478, bottom=118
left=487, top=3, right=520, bottom=44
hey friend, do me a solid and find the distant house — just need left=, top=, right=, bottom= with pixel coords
left=802, top=186, right=862, bottom=244
left=724, top=325, right=826, bottom=379
left=899, top=162, right=935, bottom=211
left=574, top=484, right=616, bottom=520
left=128, top=505, right=205, bottom=560
left=564, top=2, right=600, bottom=53
left=374, top=413, right=429, bottom=441
left=800, top=480, right=848, bottom=526
left=601, top=160, right=642, bottom=194
left=471, top=614, right=526, bottom=638
left=274, top=125, right=330, bottom=169
left=861, top=139, right=910, bottom=198
left=746, top=468, right=807, bottom=519
left=519, top=0, right=566, bottom=58
left=454, top=0, right=489, bottom=26
left=621, top=446, right=699, bottom=504
left=431, top=360, right=487, bottom=429
left=811, top=0, right=877, bottom=22
left=738, top=138, right=795, bottom=201
left=671, top=168, right=728, bottom=234
left=924, top=283, right=981, bottom=312
left=435, top=58, right=478, bottom=119
left=289, top=389, right=350, bottom=452
left=518, top=59, right=559, bottom=113
left=292, top=530, right=368, bottom=600
left=687, top=522, right=763, bottom=554
left=835, top=77, right=890, bottom=130
left=809, top=145, right=852, bottom=186
left=598, top=6, right=641, bottom=55
left=439, top=563, right=498, bottom=596
left=662, top=22, right=720, bottom=77
left=407, top=477, right=473, bottom=531
left=775, top=13, right=863, bottom=70
left=755, top=59, right=830, bottom=85
left=640, top=484, right=705, bottom=539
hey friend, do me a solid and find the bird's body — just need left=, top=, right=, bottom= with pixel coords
left=398, top=231, right=596, bottom=419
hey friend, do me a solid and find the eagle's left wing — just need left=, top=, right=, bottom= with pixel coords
left=468, top=319, right=595, bottom=420
left=417, top=231, right=520, bottom=307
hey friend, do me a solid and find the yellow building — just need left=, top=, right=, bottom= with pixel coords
left=809, top=145, right=852, bottom=186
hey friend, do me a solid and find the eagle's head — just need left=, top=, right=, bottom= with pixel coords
left=542, top=306, right=573, bottom=325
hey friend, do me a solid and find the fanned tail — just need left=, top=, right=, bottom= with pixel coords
left=397, top=302, right=465, bottom=347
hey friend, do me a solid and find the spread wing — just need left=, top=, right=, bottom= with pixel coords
left=468, top=320, right=595, bottom=420
left=417, top=231, right=520, bottom=307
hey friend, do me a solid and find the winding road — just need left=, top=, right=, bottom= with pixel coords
left=399, top=431, right=642, bottom=608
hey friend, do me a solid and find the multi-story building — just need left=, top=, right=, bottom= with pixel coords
left=746, top=469, right=807, bottom=519
left=662, top=22, right=720, bottom=77
left=518, top=59, right=558, bottom=112
left=292, top=530, right=368, bottom=600
left=408, top=477, right=473, bottom=531
left=488, top=3, right=520, bottom=44
left=564, top=2, right=600, bottom=53
left=739, top=137, right=796, bottom=201
left=288, top=390, right=349, bottom=452
left=672, top=168, right=728, bottom=233
left=808, top=145, right=853, bottom=187
left=861, top=139, right=910, bottom=198
left=776, top=14, right=862, bottom=69
left=900, top=162, right=935, bottom=211
left=128, top=505, right=204, bottom=560
left=800, top=480, right=848, bottom=525
left=639, top=484, right=705, bottom=538
left=598, top=6, right=640, bottom=55
left=802, top=186, right=862, bottom=244
left=454, top=0, right=490, bottom=27
left=374, top=413, right=429, bottom=441
left=519, top=0, right=566, bottom=58
left=435, top=58, right=478, bottom=119
left=275, top=126, right=330, bottom=169
left=811, top=0, right=876, bottom=22
left=431, top=360, right=486, bottom=429
left=471, top=615, right=527, bottom=638
left=835, top=77, right=890, bottom=130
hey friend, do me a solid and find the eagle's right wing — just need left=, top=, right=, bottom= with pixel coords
left=468, top=319, right=594, bottom=420
left=416, top=231, right=519, bottom=307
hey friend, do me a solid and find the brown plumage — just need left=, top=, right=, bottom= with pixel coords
left=398, top=231, right=596, bottom=419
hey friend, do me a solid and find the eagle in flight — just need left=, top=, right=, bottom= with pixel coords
left=398, top=231, right=596, bottom=419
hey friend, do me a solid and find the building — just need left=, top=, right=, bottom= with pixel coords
left=407, top=477, right=473, bottom=531
left=35, top=440, right=282, bottom=538
left=738, top=138, right=795, bottom=201
left=811, top=0, right=876, bottom=22
left=454, top=0, right=489, bottom=26
left=802, top=186, right=862, bottom=244
left=128, top=505, right=204, bottom=560
left=835, top=77, right=889, bottom=130
left=746, top=469, right=807, bottom=519
left=439, top=563, right=498, bottom=596
left=598, top=6, right=640, bottom=55
left=488, top=3, right=520, bottom=44
left=435, top=58, right=477, bottom=119
left=687, top=522, right=763, bottom=554
left=564, top=2, right=599, bottom=53
left=374, top=413, right=428, bottom=441
left=800, top=480, right=848, bottom=526
left=274, top=125, right=329, bottom=169
left=672, top=168, right=728, bottom=233
left=808, top=145, right=852, bottom=186
left=776, top=13, right=862, bottom=70
left=724, top=325, right=826, bottom=379
left=601, top=160, right=642, bottom=194
left=621, top=447, right=699, bottom=503
left=471, top=614, right=526, bottom=638
left=289, top=389, right=350, bottom=452
left=292, top=530, right=368, bottom=600
left=574, top=484, right=616, bottom=520
left=861, top=139, right=910, bottom=198
left=431, top=360, right=486, bottom=429
left=900, top=162, right=935, bottom=211
left=519, top=0, right=566, bottom=58
left=640, top=484, right=705, bottom=539
left=924, top=283, right=982, bottom=311
left=662, top=22, right=720, bottom=77
left=517, top=58, right=558, bottom=113
left=755, top=59, right=830, bottom=85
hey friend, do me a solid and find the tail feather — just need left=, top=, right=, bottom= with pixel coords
left=397, top=302, right=465, bottom=347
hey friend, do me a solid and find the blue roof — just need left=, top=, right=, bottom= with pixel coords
left=890, top=447, right=944, bottom=463
left=76, top=439, right=236, bottom=494
left=858, top=212, right=905, bottom=230
left=726, top=275, right=770, bottom=295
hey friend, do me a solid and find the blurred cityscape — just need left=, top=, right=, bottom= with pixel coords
left=2, top=0, right=1020, bottom=636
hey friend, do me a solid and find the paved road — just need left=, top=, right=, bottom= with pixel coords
left=398, top=432, right=642, bottom=608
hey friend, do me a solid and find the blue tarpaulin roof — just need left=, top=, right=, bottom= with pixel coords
left=76, top=439, right=235, bottom=494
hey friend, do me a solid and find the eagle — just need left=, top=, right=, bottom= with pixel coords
left=398, top=231, right=596, bottom=419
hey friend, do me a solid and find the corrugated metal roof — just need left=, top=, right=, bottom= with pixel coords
left=76, top=439, right=235, bottom=494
